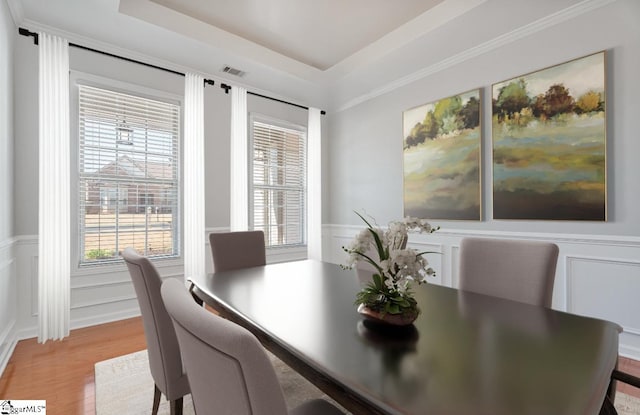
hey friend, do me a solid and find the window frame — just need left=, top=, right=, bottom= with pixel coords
left=70, top=72, right=183, bottom=269
left=248, top=113, right=308, bottom=250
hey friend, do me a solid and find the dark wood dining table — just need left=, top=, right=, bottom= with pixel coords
left=188, top=259, right=620, bottom=415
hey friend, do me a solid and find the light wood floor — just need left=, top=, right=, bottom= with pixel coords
left=0, top=316, right=639, bottom=414
left=0, top=318, right=146, bottom=414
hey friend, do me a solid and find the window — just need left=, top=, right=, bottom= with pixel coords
left=250, top=116, right=306, bottom=248
left=78, top=84, right=180, bottom=264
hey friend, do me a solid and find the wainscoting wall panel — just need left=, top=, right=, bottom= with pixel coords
left=567, top=255, right=640, bottom=358
left=0, top=237, right=17, bottom=377
left=325, top=224, right=640, bottom=360
left=13, top=235, right=189, bottom=341
left=11, top=227, right=302, bottom=342
left=410, top=240, right=443, bottom=286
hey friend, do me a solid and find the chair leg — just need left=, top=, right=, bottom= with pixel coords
left=613, top=369, right=640, bottom=389
left=599, top=395, right=618, bottom=415
left=152, top=384, right=161, bottom=415
left=170, top=397, right=183, bottom=415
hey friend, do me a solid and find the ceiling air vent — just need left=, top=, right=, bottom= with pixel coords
left=221, top=65, right=245, bottom=77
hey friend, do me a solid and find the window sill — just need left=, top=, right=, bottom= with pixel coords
left=73, top=256, right=183, bottom=277
left=266, top=245, right=307, bottom=264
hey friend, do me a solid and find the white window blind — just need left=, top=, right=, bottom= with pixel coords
left=78, top=84, right=180, bottom=264
left=250, top=118, right=306, bottom=248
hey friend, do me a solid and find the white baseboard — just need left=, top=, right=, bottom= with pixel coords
left=620, top=344, right=640, bottom=362
left=16, top=307, right=142, bottom=342
left=70, top=307, right=142, bottom=333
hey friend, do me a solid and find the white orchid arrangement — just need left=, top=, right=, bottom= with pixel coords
left=343, top=212, right=439, bottom=316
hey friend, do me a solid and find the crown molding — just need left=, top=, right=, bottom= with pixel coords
left=6, top=0, right=24, bottom=26
left=335, top=0, right=617, bottom=113
left=20, top=19, right=205, bottom=76
left=325, top=0, right=488, bottom=79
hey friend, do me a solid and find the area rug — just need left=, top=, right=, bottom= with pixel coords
left=96, top=350, right=640, bottom=415
left=616, top=392, right=640, bottom=415
left=95, top=349, right=341, bottom=414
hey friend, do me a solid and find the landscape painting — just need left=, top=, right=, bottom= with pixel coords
left=403, top=89, right=481, bottom=220
left=492, top=51, right=606, bottom=221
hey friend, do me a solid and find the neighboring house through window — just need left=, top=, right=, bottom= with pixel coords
left=77, top=84, right=180, bottom=264
left=249, top=115, right=306, bottom=248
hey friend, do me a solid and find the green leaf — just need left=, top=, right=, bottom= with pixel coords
left=387, top=303, right=400, bottom=314
left=354, top=210, right=374, bottom=228
left=353, top=251, right=384, bottom=275
left=368, top=228, right=387, bottom=261
left=416, top=250, right=440, bottom=256
left=372, top=273, right=383, bottom=289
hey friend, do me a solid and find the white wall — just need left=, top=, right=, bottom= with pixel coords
left=325, top=0, right=640, bottom=358
left=0, top=0, right=17, bottom=375
left=11, top=35, right=320, bottom=340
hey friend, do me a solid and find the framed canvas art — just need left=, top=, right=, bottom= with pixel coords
left=492, top=51, right=606, bottom=221
left=403, top=89, right=481, bottom=220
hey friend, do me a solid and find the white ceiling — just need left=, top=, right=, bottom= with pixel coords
left=117, top=0, right=488, bottom=82
left=147, top=0, right=446, bottom=71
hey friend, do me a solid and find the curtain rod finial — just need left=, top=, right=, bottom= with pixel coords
left=18, top=27, right=39, bottom=45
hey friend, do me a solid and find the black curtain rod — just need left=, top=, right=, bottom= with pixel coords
left=218, top=86, right=326, bottom=116
left=19, top=27, right=324, bottom=114
left=18, top=27, right=215, bottom=87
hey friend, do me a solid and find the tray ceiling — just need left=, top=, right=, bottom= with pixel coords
left=148, top=0, right=445, bottom=71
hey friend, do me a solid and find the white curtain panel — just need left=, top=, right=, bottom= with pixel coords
left=183, top=73, right=205, bottom=281
left=307, top=108, right=322, bottom=261
left=38, top=32, right=70, bottom=342
left=230, top=86, right=248, bottom=231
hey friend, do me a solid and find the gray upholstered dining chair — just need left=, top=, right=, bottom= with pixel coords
left=458, top=237, right=559, bottom=307
left=122, top=247, right=190, bottom=415
left=161, top=278, right=344, bottom=415
left=209, top=230, right=266, bottom=272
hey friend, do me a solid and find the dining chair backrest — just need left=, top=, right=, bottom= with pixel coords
left=161, top=278, right=289, bottom=415
left=458, top=237, right=559, bottom=307
left=122, top=247, right=189, bottom=413
left=209, top=230, right=266, bottom=273
left=161, top=279, right=345, bottom=415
